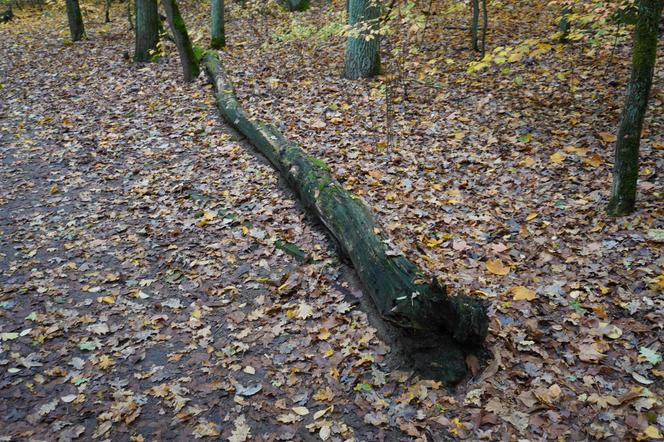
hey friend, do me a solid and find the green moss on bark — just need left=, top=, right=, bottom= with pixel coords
left=607, top=0, right=663, bottom=217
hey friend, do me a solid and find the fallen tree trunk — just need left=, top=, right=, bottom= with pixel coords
left=202, top=53, right=488, bottom=377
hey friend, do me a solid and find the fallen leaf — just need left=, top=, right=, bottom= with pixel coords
left=511, top=286, right=536, bottom=301
left=486, top=259, right=510, bottom=276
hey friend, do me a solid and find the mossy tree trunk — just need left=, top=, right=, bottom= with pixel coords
left=134, top=0, right=159, bottom=62
left=202, top=54, right=488, bottom=382
left=607, top=0, right=663, bottom=217
left=210, top=0, right=225, bottom=48
left=65, top=0, right=85, bottom=41
left=344, top=0, right=381, bottom=79
left=161, top=0, right=200, bottom=82
left=283, top=0, right=310, bottom=11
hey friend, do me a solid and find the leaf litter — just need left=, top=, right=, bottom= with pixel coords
left=1, top=1, right=663, bottom=440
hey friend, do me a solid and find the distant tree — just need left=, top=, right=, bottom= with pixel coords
left=134, top=0, right=160, bottom=62
left=104, top=0, right=111, bottom=22
left=65, top=0, right=85, bottom=41
left=471, top=0, right=487, bottom=54
left=0, top=3, right=13, bottom=23
left=559, top=5, right=571, bottom=42
left=161, top=0, right=200, bottom=82
left=471, top=0, right=479, bottom=51
left=607, top=0, right=663, bottom=216
left=282, top=0, right=310, bottom=11
left=344, top=0, right=381, bottom=79
left=211, top=0, right=225, bottom=48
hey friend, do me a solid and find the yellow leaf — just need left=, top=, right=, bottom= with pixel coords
left=50, top=184, right=59, bottom=194
left=606, top=325, right=622, bottom=339
left=241, top=225, right=249, bottom=235
left=313, top=406, right=333, bottom=420
left=598, top=132, right=617, bottom=143
left=642, top=426, right=663, bottom=440
left=520, top=156, right=536, bottom=167
left=98, top=355, right=114, bottom=370
left=511, top=286, right=536, bottom=301
left=563, top=146, right=588, bottom=156
left=584, top=154, right=602, bottom=167
left=550, top=152, right=566, bottom=164
left=486, top=259, right=511, bottom=276
left=425, top=237, right=443, bottom=248
left=526, top=212, right=538, bottom=221
left=317, top=328, right=331, bottom=341
left=97, top=296, right=115, bottom=304
left=292, top=406, right=309, bottom=416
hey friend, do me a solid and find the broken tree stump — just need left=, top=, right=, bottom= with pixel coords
left=202, top=53, right=489, bottom=382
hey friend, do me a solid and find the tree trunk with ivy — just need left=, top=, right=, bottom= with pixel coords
left=211, top=0, right=225, bottom=48
left=161, top=0, right=200, bottom=82
left=607, top=0, right=663, bottom=216
left=344, top=0, right=381, bottom=79
left=65, top=0, right=85, bottom=41
left=202, top=53, right=488, bottom=382
left=134, top=0, right=159, bottom=62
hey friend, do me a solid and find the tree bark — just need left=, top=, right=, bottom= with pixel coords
left=283, top=0, right=310, bottom=11
left=210, top=0, right=225, bottom=49
left=161, top=0, right=200, bottom=82
left=0, top=4, right=13, bottom=23
left=559, top=6, right=571, bottom=42
left=607, top=0, right=663, bottom=216
left=134, top=0, right=160, bottom=62
left=202, top=53, right=488, bottom=361
left=344, top=0, right=381, bottom=79
left=65, top=0, right=85, bottom=41
left=480, top=0, right=487, bottom=56
left=470, top=0, right=479, bottom=51
left=104, top=0, right=111, bottom=22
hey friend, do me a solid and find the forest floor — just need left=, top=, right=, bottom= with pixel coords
left=1, top=1, right=664, bottom=441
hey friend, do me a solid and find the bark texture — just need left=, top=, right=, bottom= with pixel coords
left=134, top=0, right=160, bottom=62
left=607, top=0, right=663, bottom=216
left=211, top=0, right=225, bottom=48
left=283, top=0, right=310, bottom=11
left=161, top=0, right=200, bottom=82
left=0, top=5, right=13, bottom=23
left=471, top=0, right=479, bottom=51
left=65, top=0, right=85, bottom=41
left=344, top=0, right=380, bottom=79
left=202, top=53, right=488, bottom=362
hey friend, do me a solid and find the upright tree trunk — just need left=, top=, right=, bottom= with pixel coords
left=0, top=4, right=13, bottom=23
left=283, top=0, right=310, bottom=11
left=134, top=0, right=160, bottom=62
left=470, top=0, right=479, bottom=51
left=127, top=0, right=134, bottom=30
left=161, top=0, right=200, bottom=82
left=210, top=0, right=225, bottom=49
left=559, top=6, right=571, bottom=42
left=344, top=0, right=381, bottom=79
left=607, top=0, right=663, bottom=217
left=480, top=0, right=487, bottom=56
left=65, top=0, right=85, bottom=41
left=105, top=0, right=111, bottom=22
